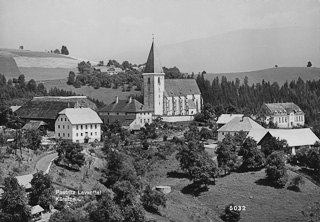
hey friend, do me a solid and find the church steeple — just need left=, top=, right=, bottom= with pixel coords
left=144, top=38, right=164, bottom=73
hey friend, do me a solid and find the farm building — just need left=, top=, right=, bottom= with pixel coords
left=99, top=96, right=152, bottom=130
left=217, top=116, right=265, bottom=141
left=15, top=96, right=97, bottom=131
left=257, top=102, right=305, bottom=128
left=216, top=114, right=244, bottom=128
left=55, top=107, right=102, bottom=143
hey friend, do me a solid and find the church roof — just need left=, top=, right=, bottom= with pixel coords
left=99, top=99, right=150, bottom=113
left=144, top=41, right=164, bottom=73
left=164, top=79, right=201, bottom=97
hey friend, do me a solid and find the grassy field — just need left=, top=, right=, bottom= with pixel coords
left=204, top=67, right=320, bottom=85
left=19, top=67, right=78, bottom=81
left=145, top=153, right=320, bottom=222
left=0, top=48, right=77, bottom=59
left=41, top=79, right=142, bottom=105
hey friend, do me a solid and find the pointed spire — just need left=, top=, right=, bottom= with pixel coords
left=144, top=37, right=164, bottom=73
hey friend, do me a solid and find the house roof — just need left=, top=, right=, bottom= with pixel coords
left=246, top=128, right=269, bottom=144
left=59, top=108, right=102, bottom=125
left=10, top=106, right=21, bottom=112
left=217, top=114, right=244, bottom=125
left=122, top=119, right=135, bottom=126
left=99, top=99, right=150, bottom=113
left=31, top=205, right=44, bottom=215
left=164, top=79, right=201, bottom=97
left=16, top=96, right=97, bottom=120
left=266, top=128, right=319, bottom=147
left=143, top=41, right=164, bottom=73
left=22, top=120, right=47, bottom=131
left=15, top=174, right=33, bottom=189
left=263, top=103, right=304, bottom=115
left=218, top=117, right=264, bottom=132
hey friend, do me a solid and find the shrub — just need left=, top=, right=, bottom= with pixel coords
left=288, top=175, right=305, bottom=192
left=141, top=185, right=166, bottom=214
left=265, top=151, right=288, bottom=187
left=163, top=135, right=168, bottom=141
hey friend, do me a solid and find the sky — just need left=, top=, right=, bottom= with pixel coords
left=0, top=0, right=319, bottom=64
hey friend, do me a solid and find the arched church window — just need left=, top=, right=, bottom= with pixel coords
left=148, top=78, right=150, bottom=84
left=158, top=77, right=161, bottom=84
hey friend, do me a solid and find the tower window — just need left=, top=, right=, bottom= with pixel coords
left=148, top=78, right=150, bottom=84
left=158, top=77, right=161, bottom=84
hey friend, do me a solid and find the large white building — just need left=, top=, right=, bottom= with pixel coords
left=55, top=108, right=102, bottom=143
left=257, top=103, right=305, bottom=128
left=142, top=40, right=202, bottom=122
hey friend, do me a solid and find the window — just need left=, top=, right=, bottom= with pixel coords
left=95, top=132, right=97, bottom=135
left=81, top=125, right=83, bottom=130
left=222, top=132, right=224, bottom=135
left=107, top=119, right=109, bottom=123
left=91, top=125, right=92, bottom=129
left=95, top=124, right=97, bottom=129
left=68, top=133, right=69, bottom=137
left=58, top=133, right=60, bottom=137
left=85, top=125, right=87, bottom=129
left=140, top=119, right=142, bottom=123
left=91, top=132, right=92, bottom=136
left=158, top=77, right=161, bottom=84
left=117, top=113, right=119, bottom=115
left=65, top=118, right=67, bottom=121
left=61, top=118, right=63, bottom=121
left=68, top=125, right=69, bottom=129
left=63, top=133, right=65, bottom=137
left=148, top=78, right=150, bottom=84
left=76, top=133, right=78, bottom=137
left=63, top=125, right=65, bottom=129
left=58, top=125, right=60, bottom=129
left=76, top=125, right=78, bottom=130
left=81, top=133, right=83, bottom=136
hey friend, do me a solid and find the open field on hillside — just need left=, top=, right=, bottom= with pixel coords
left=0, top=57, right=21, bottom=77
left=146, top=154, right=320, bottom=222
left=41, top=79, right=142, bottom=105
left=19, top=67, right=78, bottom=81
left=0, top=48, right=76, bottom=59
left=204, top=67, right=320, bottom=85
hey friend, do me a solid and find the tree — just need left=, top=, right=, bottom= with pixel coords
left=221, top=203, right=241, bottom=222
left=261, top=136, right=287, bottom=157
left=61, top=46, right=69, bottom=55
left=307, top=61, right=312, bottom=67
left=216, top=134, right=237, bottom=175
left=163, top=66, right=184, bottom=79
left=19, top=46, right=23, bottom=50
left=0, top=176, right=31, bottom=222
left=56, top=140, right=85, bottom=170
left=265, top=151, right=288, bottom=187
left=29, top=171, right=55, bottom=210
left=240, top=137, right=266, bottom=171
left=141, top=185, right=166, bottom=214
left=177, top=141, right=218, bottom=187
left=25, top=129, right=42, bottom=150
left=98, top=61, right=104, bottom=66
left=53, top=49, right=60, bottom=54
left=67, top=71, right=75, bottom=85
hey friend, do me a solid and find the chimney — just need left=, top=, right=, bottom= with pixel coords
left=128, top=96, right=132, bottom=103
left=115, top=96, right=118, bottom=103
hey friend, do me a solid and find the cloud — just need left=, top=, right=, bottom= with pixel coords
left=120, top=16, right=153, bottom=26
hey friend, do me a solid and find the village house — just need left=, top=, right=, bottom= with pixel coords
left=98, top=96, right=152, bottom=130
left=257, top=102, right=305, bottom=128
left=15, top=96, right=97, bottom=131
left=55, top=107, right=102, bottom=143
left=248, top=128, right=319, bottom=155
left=217, top=116, right=265, bottom=141
left=216, top=114, right=244, bottom=128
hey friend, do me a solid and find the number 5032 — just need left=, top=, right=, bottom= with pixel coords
left=230, top=206, right=246, bottom=211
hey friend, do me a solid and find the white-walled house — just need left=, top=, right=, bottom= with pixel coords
left=257, top=103, right=305, bottom=128
left=55, top=108, right=102, bottom=143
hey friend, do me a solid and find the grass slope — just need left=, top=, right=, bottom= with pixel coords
left=147, top=154, right=320, bottom=222
left=41, top=79, right=141, bottom=105
left=0, top=57, right=21, bottom=77
left=20, top=67, right=78, bottom=81
left=204, top=67, right=320, bottom=85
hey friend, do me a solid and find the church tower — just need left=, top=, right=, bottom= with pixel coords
left=142, top=39, right=165, bottom=116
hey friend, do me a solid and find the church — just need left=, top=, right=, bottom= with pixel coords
left=99, top=40, right=202, bottom=127
left=142, top=40, right=202, bottom=122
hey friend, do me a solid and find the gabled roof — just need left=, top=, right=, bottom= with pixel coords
left=31, top=205, right=44, bottom=215
left=16, top=96, right=97, bottom=120
left=263, top=103, right=304, bottom=115
left=266, top=128, right=319, bottom=147
left=246, top=128, right=269, bottom=144
left=22, top=120, right=47, bottom=131
left=218, top=117, right=264, bottom=132
left=10, top=106, right=21, bottom=112
left=59, top=108, right=102, bottom=125
left=144, top=41, right=164, bottom=73
left=217, top=114, right=244, bottom=125
left=164, top=79, right=201, bottom=97
left=99, top=99, right=150, bottom=113
left=15, top=174, right=33, bottom=189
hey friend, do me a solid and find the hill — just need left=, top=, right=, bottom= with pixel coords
left=115, top=26, right=320, bottom=73
left=0, top=48, right=95, bottom=81
left=203, top=67, right=320, bottom=85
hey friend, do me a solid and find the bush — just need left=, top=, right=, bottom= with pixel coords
left=221, top=203, right=241, bottom=222
left=141, top=185, right=166, bottom=214
left=288, top=175, right=305, bottom=192
left=163, top=135, right=168, bottom=141
left=265, top=151, right=288, bottom=187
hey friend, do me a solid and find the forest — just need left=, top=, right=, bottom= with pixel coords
left=196, top=73, right=320, bottom=127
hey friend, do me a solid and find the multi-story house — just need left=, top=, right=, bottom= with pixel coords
left=257, top=102, right=305, bottom=128
left=55, top=107, right=102, bottom=143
